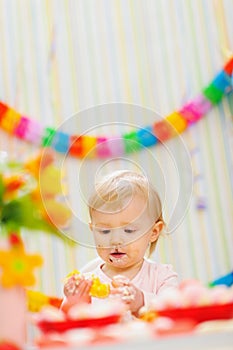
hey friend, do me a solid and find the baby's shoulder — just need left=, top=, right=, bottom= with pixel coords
left=143, top=258, right=175, bottom=273
left=80, top=257, right=103, bottom=273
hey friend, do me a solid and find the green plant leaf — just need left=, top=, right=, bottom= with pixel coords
left=0, top=174, right=4, bottom=204
left=1, top=194, right=74, bottom=244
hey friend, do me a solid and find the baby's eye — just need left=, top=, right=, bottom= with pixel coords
left=124, top=229, right=136, bottom=233
left=99, top=229, right=111, bottom=234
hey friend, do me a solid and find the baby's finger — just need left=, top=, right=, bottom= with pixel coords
left=64, top=279, right=77, bottom=295
left=74, top=279, right=92, bottom=296
left=110, top=287, right=123, bottom=295
left=64, top=285, right=75, bottom=296
left=112, top=285, right=136, bottom=303
left=111, top=275, right=130, bottom=288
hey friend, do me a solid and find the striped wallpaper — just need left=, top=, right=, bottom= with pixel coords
left=0, top=0, right=232, bottom=297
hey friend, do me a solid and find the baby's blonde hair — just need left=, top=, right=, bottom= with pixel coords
left=88, top=170, right=164, bottom=256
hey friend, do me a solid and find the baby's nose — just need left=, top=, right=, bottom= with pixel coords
left=109, top=229, right=124, bottom=246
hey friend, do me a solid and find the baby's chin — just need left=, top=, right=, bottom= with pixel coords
left=108, top=254, right=129, bottom=266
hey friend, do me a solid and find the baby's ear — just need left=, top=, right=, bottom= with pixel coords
left=89, top=222, right=94, bottom=231
left=150, top=221, right=164, bottom=242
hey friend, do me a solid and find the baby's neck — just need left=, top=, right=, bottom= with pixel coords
left=101, top=259, right=144, bottom=280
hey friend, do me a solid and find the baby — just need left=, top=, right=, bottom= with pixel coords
left=61, top=170, right=178, bottom=316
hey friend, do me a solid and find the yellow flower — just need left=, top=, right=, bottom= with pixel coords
left=0, top=246, right=43, bottom=287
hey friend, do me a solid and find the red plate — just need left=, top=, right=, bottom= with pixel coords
left=37, top=314, right=122, bottom=333
left=157, top=301, right=233, bottom=324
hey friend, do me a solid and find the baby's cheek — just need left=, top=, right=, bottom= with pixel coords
left=96, top=247, right=110, bottom=261
left=94, top=235, right=110, bottom=248
left=127, top=247, right=142, bottom=259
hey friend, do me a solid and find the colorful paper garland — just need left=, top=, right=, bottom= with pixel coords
left=0, top=57, right=232, bottom=158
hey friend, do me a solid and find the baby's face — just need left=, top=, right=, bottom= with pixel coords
left=90, top=194, right=156, bottom=269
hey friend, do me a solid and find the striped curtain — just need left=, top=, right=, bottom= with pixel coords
left=0, top=0, right=232, bottom=296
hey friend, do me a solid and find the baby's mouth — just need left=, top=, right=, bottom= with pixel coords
left=110, top=250, right=126, bottom=260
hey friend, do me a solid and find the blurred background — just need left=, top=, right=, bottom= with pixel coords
left=0, top=0, right=232, bottom=297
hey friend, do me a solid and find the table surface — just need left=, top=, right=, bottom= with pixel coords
left=26, top=330, right=233, bottom=350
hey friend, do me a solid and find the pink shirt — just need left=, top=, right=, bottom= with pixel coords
left=81, top=257, right=178, bottom=307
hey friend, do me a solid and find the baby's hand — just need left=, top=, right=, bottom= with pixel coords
left=63, top=275, right=80, bottom=296
left=64, top=275, right=92, bottom=300
left=61, top=275, right=92, bottom=312
left=111, top=275, right=144, bottom=316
